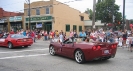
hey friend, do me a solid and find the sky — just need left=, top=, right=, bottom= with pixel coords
left=0, top=0, right=132, bottom=19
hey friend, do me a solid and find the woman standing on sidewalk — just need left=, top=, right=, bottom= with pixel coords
left=49, top=30, right=54, bottom=42
left=122, top=31, right=128, bottom=48
left=44, top=30, right=48, bottom=41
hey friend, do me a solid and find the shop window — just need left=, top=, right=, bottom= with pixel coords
left=73, top=25, right=77, bottom=31
left=46, top=7, right=50, bottom=14
left=66, top=25, right=70, bottom=32
left=36, top=8, right=40, bottom=15
left=79, top=26, right=82, bottom=32
left=26, top=23, right=28, bottom=30
left=27, top=9, right=31, bottom=16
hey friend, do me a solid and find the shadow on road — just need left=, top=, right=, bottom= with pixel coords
left=50, top=55, right=112, bottom=65
left=0, top=46, right=29, bottom=50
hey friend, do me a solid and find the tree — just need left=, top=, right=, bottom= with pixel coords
left=131, top=19, right=133, bottom=23
left=84, top=8, right=93, bottom=20
left=86, top=0, right=122, bottom=24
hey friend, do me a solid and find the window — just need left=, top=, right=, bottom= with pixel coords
left=27, top=9, right=31, bottom=16
left=36, top=8, right=40, bottom=15
left=46, top=7, right=50, bottom=14
left=79, top=26, right=82, bottom=32
left=73, top=25, right=77, bottom=31
left=11, top=34, right=27, bottom=38
left=66, top=25, right=70, bottom=32
left=80, top=16, right=84, bottom=21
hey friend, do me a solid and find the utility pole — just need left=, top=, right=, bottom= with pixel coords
left=28, top=0, right=31, bottom=30
left=112, top=0, right=115, bottom=30
left=92, top=0, right=96, bottom=29
left=123, top=0, right=125, bottom=30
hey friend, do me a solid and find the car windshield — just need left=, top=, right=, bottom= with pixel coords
left=10, top=34, right=27, bottom=38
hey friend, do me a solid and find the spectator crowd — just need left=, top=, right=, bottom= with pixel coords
left=0, top=28, right=132, bottom=52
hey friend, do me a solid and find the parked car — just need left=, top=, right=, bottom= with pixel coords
left=0, top=34, right=33, bottom=49
left=49, top=38, right=118, bottom=64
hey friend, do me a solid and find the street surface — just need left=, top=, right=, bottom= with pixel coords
left=0, top=40, right=132, bottom=71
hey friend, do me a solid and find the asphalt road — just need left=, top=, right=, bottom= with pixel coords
left=0, top=40, right=133, bottom=71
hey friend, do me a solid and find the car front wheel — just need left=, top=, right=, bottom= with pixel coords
left=8, top=42, right=13, bottom=49
left=75, top=50, right=85, bottom=64
left=49, top=46, right=55, bottom=56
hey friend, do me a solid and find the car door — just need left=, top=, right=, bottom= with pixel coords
left=53, top=42, right=62, bottom=54
left=61, top=37, right=75, bottom=57
left=0, top=38, right=6, bottom=46
left=61, top=43, right=74, bottom=57
left=0, top=34, right=10, bottom=46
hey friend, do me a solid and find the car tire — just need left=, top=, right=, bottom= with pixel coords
left=49, top=46, right=55, bottom=56
left=75, top=50, right=85, bottom=64
left=103, top=57, right=110, bottom=61
left=24, top=46, right=28, bottom=47
left=8, top=42, right=13, bottom=49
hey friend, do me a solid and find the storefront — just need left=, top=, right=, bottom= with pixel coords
left=25, top=15, right=53, bottom=32
left=9, top=16, right=23, bottom=32
left=0, top=18, right=8, bottom=31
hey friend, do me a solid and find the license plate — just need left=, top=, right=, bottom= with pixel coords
left=24, top=39, right=26, bottom=41
left=104, top=50, right=109, bottom=54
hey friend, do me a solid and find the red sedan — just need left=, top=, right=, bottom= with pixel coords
left=0, top=34, right=33, bottom=49
left=49, top=38, right=118, bottom=64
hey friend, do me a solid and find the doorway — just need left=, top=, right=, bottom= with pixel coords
left=43, top=22, right=52, bottom=33
left=30, top=23, right=36, bottom=30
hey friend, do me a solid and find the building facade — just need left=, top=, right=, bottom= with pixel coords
left=0, top=16, right=24, bottom=32
left=0, top=8, right=24, bottom=32
left=8, top=16, right=24, bottom=32
left=84, top=20, right=104, bottom=30
left=24, top=0, right=89, bottom=35
left=0, top=8, right=23, bottom=18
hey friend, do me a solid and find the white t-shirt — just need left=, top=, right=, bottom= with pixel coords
left=90, top=33, right=96, bottom=37
left=126, top=39, right=130, bottom=44
left=115, top=38, right=119, bottom=43
left=119, top=38, right=123, bottom=42
left=59, top=34, right=64, bottom=42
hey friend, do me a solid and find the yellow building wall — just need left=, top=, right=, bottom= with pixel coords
left=52, top=0, right=89, bottom=36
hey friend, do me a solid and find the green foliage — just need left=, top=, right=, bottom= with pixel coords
left=86, top=0, right=122, bottom=23
left=131, top=20, right=133, bottom=23
left=85, top=8, right=93, bottom=20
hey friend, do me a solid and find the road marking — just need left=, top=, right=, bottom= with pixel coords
left=0, top=48, right=49, bottom=54
left=0, top=54, right=49, bottom=60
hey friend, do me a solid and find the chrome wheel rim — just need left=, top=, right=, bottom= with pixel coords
left=49, top=46, right=55, bottom=55
left=75, top=51, right=83, bottom=63
left=8, top=43, right=12, bottom=48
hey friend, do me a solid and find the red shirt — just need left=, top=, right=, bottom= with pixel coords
left=50, top=32, right=54, bottom=38
left=10, top=31, right=14, bottom=34
left=30, top=32, right=35, bottom=38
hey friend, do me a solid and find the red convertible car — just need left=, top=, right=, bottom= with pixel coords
left=49, top=38, right=118, bottom=64
left=0, top=34, right=33, bottom=49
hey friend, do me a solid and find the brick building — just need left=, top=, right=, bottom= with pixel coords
left=0, top=8, right=24, bottom=32
left=0, top=8, right=23, bottom=18
left=24, top=0, right=89, bottom=35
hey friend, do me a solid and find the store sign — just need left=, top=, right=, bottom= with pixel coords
left=0, top=18, right=7, bottom=23
left=26, top=16, right=52, bottom=22
left=9, top=16, right=22, bottom=22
